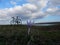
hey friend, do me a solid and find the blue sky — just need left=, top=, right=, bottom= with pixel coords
left=0, top=0, right=27, bottom=8
left=0, top=0, right=60, bottom=24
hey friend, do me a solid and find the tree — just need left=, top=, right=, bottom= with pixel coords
left=10, top=16, right=22, bottom=25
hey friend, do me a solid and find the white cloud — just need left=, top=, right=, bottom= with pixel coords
left=10, top=0, right=22, bottom=5
left=0, top=0, right=60, bottom=23
left=27, top=0, right=48, bottom=9
left=49, top=0, right=60, bottom=6
left=47, top=8, right=58, bottom=12
left=10, top=1, right=17, bottom=5
left=46, top=7, right=60, bottom=15
left=0, top=3, right=38, bottom=20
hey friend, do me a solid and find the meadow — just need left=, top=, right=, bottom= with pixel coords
left=0, top=24, right=60, bottom=45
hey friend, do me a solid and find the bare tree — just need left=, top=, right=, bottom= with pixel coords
left=10, top=16, right=22, bottom=25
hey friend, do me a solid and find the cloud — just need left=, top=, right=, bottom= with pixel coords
left=27, top=0, right=48, bottom=9
left=0, top=0, right=60, bottom=22
left=49, top=0, right=60, bottom=7
left=10, top=1, right=17, bottom=5
left=0, top=3, right=38, bottom=20
left=10, top=0, right=22, bottom=5
left=46, top=7, right=60, bottom=16
left=47, top=8, right=58, bottom=12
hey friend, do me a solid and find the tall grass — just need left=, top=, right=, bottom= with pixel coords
left=0, top=25, right=60, bottom=45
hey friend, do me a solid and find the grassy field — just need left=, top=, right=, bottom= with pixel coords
left=0, top=24, right=60, bottom=45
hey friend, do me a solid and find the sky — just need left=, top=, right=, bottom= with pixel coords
left=0, top=0, right=60, bottom=24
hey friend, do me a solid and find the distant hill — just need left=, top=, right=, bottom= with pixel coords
left=36, top=22, right=60, bottom=24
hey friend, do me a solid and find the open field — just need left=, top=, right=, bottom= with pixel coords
left=0, top=24, right=60, bottom=45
